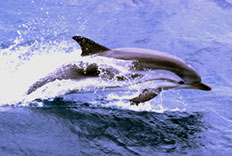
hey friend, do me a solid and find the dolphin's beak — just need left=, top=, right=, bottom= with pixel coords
left=191, top=82, right=212, bottom=91
left=176, top=82, right=211, bottom=91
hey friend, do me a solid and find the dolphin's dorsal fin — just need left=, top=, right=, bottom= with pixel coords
left=72, top=36, right=110, bottom=56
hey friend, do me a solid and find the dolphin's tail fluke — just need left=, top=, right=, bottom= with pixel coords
left=192, top=82, right=211, bottom=91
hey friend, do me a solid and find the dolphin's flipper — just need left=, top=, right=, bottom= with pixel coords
left=72, top=36, right=110, bottom=56
left=130, top=88, right=162, bottom=105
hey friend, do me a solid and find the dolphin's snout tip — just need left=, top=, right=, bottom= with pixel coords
left=192, top=82, right=212, bottom=91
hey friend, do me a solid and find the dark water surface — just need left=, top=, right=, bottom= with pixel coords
left=0, top=101, right=205, bottom=156
left=0, top=0, right=232, bottom=155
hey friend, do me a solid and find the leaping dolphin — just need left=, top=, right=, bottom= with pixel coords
left=26, top=63, right=100, bottom=95
left=72, top=36, right=211, bottom=105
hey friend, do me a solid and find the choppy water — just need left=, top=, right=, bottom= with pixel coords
left=0, top=0, right=232, bottom=155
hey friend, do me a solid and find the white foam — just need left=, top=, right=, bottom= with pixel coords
left=0, top=39, right=80, bottom=105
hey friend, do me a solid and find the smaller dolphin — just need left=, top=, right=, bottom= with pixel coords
left=73, top=36, right=211, bottom=105
left=26, top=63, right=100, bottom=95
left=26, top=62, right=129, bottom=95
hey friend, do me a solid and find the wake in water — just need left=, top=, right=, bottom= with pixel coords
left=0, top=36, right=188, bottom=113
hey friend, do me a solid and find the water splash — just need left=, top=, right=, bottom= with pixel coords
left=0, top=38, right=188, bottom=112
left=0, top=38, right=78, bottom=105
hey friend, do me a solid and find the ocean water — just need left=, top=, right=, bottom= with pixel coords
left=0, top=0, right=232, bottom=155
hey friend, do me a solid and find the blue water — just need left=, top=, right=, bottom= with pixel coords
left=1, top=0, right=232, bottom=155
